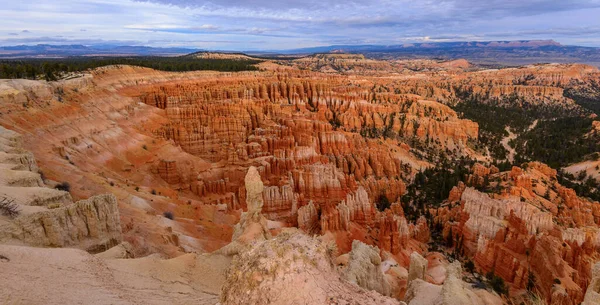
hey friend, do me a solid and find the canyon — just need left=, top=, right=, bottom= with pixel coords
left=0, top=56, right=599, bottom=304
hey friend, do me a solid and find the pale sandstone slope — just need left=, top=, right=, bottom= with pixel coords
left=0, top=244, right=227, bottom=305
left=0, top=126, right=227, bottom=305
left=0, top=126, right=121, bottom=252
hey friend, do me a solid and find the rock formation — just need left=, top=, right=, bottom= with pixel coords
left=405, top=261, right=503, bottom=305
left=217, top=166, right=271, bottom=255
left=1, top=59, right=599, bottom=304
left=408, top=252, right=428, bottom=283
left=297, top=200, right=318, bottom=232
left=436, top=163, right=600, bottom=304
left=378, top=210, right=410, bottom=255
left=220, top=230, right=402, bottom=305
left=156, top=159, right=180, bottom=184
left=1, top=194, right=121, bottom=252
left=0, top=126, right=122, bottom=252
left=583, top=262, right=600, bottom=305
left=344, top=240, right=392, bottom=296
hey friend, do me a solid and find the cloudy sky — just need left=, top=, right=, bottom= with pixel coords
left=2, top=0, right=600, bottom=50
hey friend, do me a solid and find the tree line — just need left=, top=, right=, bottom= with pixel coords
left=0, top=57, right=261, bottom=81
left=514, top=117, right=600, bottom=169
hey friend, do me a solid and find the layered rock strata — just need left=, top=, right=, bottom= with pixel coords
left=0, top=126, right=122, bottom=252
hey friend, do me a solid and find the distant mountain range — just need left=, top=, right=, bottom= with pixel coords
left=0, top=44, right=200, bottom=58
left=277, top=40, right=564, bottom=53
left=276, top=40, right=600, bottom=67
left=1, top=40, right=599, bottom=67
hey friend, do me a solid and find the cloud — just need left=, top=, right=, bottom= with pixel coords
left=126, top=23, right=218, bottom=31
left=1, top=0, right=600, bottom=49
left=0, top=36, right=143, bottom=46
left=8, top=33, right=19, bottom=36
left=450, top=0, right=600, bottom=17
left=134, top=0, right=371, bottom=10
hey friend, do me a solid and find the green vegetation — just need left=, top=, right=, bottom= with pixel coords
left=527, top=271, right=536, bottom=291
left=452, top=87, right=584, bottom=161
left=564, top=80, right=600, bottom=116
left=487, top=271, right=508, bottom=295
left=54, top=181, right=71, bottom=192
left=514, top=117, right=600, bottom=169
left=465, top=260, right=475, bottom=274
left=401, top=157, right=475, bottom=220
left=163, top=211, right=174, bottom=220
left=376, top=194, right=391, bottom=212
left=553, top=278, right=561, bottom=285
left=453, top=102, right=531, bottom=160
left=557, top=170, right=600, bottom=202
left=0, top=197, right=20, bottom=218
left=0, top=56, right=261, bottom=80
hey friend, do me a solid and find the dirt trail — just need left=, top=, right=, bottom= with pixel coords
left=500, top=120, right=538, bottom=163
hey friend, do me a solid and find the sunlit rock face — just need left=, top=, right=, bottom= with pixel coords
left=128, top=66, right=484, bottom=229
left=1, top=59, right=600, bottom=304
left=435, top=163, right=600, bottom=305
left=220, top=231, right=402, bottom=305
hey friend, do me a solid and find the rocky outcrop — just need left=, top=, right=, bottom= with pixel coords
left=297, top=200, right=318, bottom=232
left=410, top=216, right=431, bottom=243
left=220, top=230, right=401, bottom=305
left=435, top=262, right=475, bottom=305
left=217, top=166, right=271, bottom=255
left=262, top=184, right=298, bottom=221
left=344, top=240, right=391, bottom=296
left=156, top=159, right=180, bottom=184
left=408, top=252, right=428, bottom=283
left=438, top=164, right=600, bottom=304
left=378, top=210, right=410, bottom=255
left=583, top=262, right=600, bottom=305
left=319, top=186, right=375, bottom=232
left=0, top=194, right=122, bottom=252
left=461, top=187, right=552, bottom=252
left=405, top=262, right=503, bottom=305
left=232, top=166, right=270, bottom=241
left=391, top=63, right=597, bottom=114
left=0, top=127, right=122, bottom=253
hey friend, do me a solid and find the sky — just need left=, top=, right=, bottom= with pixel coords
left=1, top=0, right=600, bottom=50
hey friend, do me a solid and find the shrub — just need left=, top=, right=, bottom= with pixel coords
left=135, top=186, right=140, bottom=192
left=142, top=145, right=148, bottom=150
left=465, top=260, right=475, bottom=274
left=376, top=194, right=391, bottom=212
left=55, top=182, right=71, bottom=192
left=151, top=189, right=157, bottom=195
left=109, top=181, right=115, bottom=186
left=163, top=211, right=174, bottom=220
left=487, top=271, right=508, bottom=295
left=0, top=197, right=20, bottom=218
left=553, top=278, right=561, bottom=285
left=527, top=271, right=536, bottom=291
